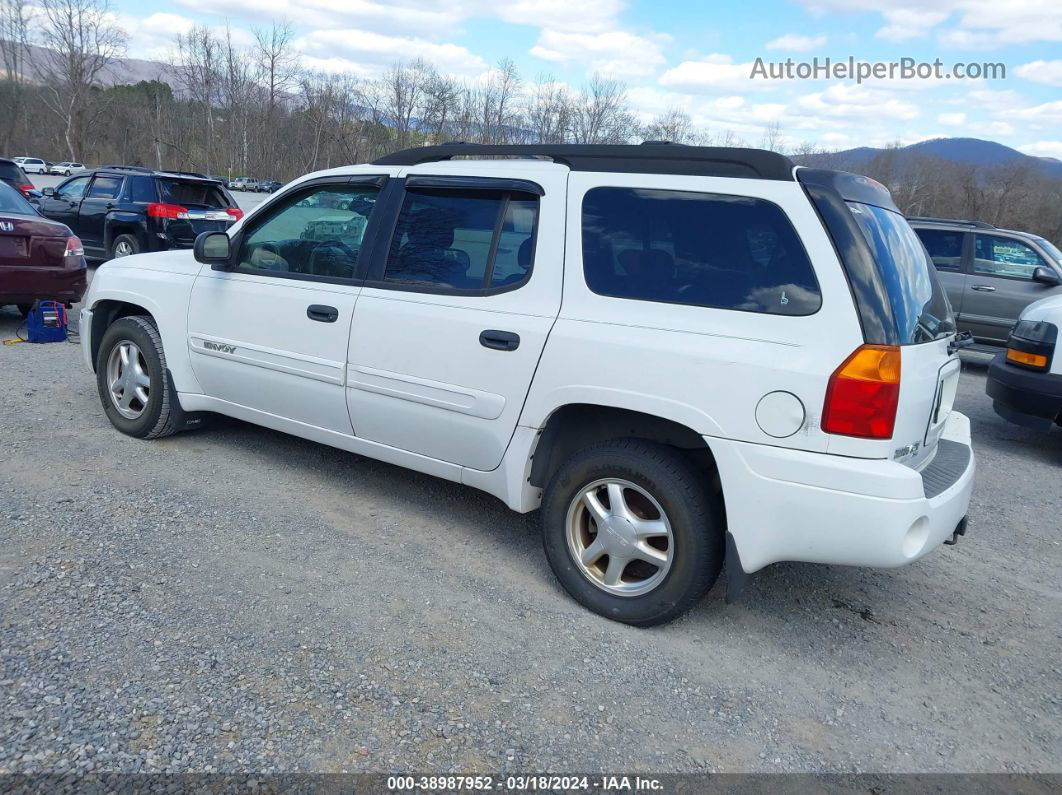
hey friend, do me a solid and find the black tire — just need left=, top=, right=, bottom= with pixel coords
left=542, top=439, right=723, bottom=626
left=17, top=303, right=33, bottom=318
left=110, top=233, right=140, bottom=259
left=95, top=316, right=182, bottom=439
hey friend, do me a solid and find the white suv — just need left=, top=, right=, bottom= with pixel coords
left=78, top=144, right=975, bottom=625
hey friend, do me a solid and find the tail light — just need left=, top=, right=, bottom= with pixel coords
left=17, top=183, right=33, bottom=197
left=64, top=236, right=84, bottom=257
left=226, top=207, right=244, bottom=221
left=822, top=344, right=901, bottom=439
left=147, top=202, right=189, bottom=220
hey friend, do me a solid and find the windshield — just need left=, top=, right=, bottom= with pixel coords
left=0, top=182, right=35, bottom=214
left=848, top=202, right=955, bottom=344
left=1033, top=236, right=1062, bottom=264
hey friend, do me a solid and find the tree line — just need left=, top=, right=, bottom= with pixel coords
left=1, top=0, right=1059, bottom=244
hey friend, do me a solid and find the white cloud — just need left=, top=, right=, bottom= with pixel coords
left=937, top=112, right=966, bottom=125
left=488, top=0, right=623, bottom=34
left=530, top=29, right=669, bottom=77
left=296, top=29, right=488, bottom=76
left=764, top=33, right=826, bottom=51
left=790, top=83, right=921, bottom=122
left=1015, top=59, right=1062, bottom=87
left=1018, top=141, right=1062, bottom=160
left=659, top=54, right=782, bottom=93
left=875, top=8, right=950, bottom=42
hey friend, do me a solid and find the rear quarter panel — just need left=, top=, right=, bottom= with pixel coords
left=520, top=173, right=866, bottom=454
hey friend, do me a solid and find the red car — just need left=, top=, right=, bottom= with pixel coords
left=0, top=182, right=87, bottom=315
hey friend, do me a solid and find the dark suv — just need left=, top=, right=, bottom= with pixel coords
left=0, top=157, right=37, bottom=200
left=910, top=216, right=1062, bottom=346
left=36, top=165, right=243, bottom=261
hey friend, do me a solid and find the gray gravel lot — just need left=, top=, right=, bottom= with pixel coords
left=0, top=293, right=1059, bottom=775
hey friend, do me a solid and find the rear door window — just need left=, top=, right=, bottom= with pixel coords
left=383, top=189, right=539, bottom=291
left=915, top=228, right=965, bottom=272
left=581, top=187, right=820, bottom=315
left=86, top=176, right=123, bottom=199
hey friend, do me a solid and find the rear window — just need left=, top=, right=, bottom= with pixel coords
left=0, top=182, right=34, bottom=214
left=582, top=187, right=821, bottom=315
left=0, top=161, right=26, bottom=181
left=848, top=203, right=954, bottom=343
left=159, top=179, right=228, bottom=209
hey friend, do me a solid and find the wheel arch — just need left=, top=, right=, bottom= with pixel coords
left=528, top=403, right=724, bottom=514
left=88, top=298, right=157, bottom=371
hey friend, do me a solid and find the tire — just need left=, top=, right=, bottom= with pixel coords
left=542, top=439, right=723, bottom=626
left=17, top=303, right=32, bottom=318
left=110, top=233, right=140, bottom=259
left=95, top=316, right=182, bottom=439
left=64, top=170, right=71, bottom=176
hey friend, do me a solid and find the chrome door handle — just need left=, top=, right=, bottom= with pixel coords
left=971, top=284, right=996, bottom=292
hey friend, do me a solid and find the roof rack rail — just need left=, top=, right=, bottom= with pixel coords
left=161, top=170, right=210, bottom=179
left=906, top=216, right=995, bottom=229
left=100, top=164, right=154, bottom=173
left=374, top=143, right=795, bottom=181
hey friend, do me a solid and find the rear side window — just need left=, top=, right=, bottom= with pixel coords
left=848, top=203, right=953, bottom=343
left=384, top=189, right=538, bottom=291
left=159, top=179, right=228, bottom=209
left=915, top=228, right=964, bottom=272
left=581, top=187, right=820, bottom=315
left=126, top=176, right=157, bottom=204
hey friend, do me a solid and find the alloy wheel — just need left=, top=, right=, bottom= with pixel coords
left=106, top=341, right=150, bottom=419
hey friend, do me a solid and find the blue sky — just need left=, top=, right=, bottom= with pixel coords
left=109, top=0, right=1061, bottom=157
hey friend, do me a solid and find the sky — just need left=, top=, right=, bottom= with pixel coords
left=108, top=0, right=1061, bottom=157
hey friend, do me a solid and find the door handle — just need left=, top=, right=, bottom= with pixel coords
left=307, top=304, right=339, bottom=323
left=479, top=329, right=520, bottom=351
left=971, top=284, right=996, bottom=292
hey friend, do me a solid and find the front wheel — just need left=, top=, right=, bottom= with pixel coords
left=542, top=439, right=723, bottom=626
left=95, top=316, right=182, bottom=439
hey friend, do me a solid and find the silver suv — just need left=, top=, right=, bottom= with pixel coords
left=910, top=217, right=1062, bottom=346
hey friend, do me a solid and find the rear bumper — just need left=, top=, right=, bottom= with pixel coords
left=712, top=411, right=975, bottom=573
left=0, top=263, right=87, bottom=305
left=986, top=353, right=1062, bottom=430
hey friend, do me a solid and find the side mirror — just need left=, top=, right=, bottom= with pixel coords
left=41, top=187, right=55, bottom=197
left=194, top=231, right=232, bottom=268
left=1033, top=266, right=1061, bottom=286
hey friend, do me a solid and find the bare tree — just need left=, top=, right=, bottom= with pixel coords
left=253, top=20, right=297, bottom=167
left=30, top=0, right=125, bottom=160
left=571, top=74, right=636, bottom=144
left=525, top=76, right=571, bottom=144
left=642, top=109, right=697, bottom=144
left=0, top=0, right=30, bottom=152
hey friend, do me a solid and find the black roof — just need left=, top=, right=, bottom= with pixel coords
left=374, top=142, right=796, bottom=181
left=906, top=216, right=995, bottom=229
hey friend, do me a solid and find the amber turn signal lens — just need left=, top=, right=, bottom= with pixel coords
left=821, top=345, right=902, bottom=439
left=1006, top=348, right=1048, bottom=369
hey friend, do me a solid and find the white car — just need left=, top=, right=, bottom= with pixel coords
left=15, top=157, right=47, bottom=174
left=78, top=144, right=975, bottom=625
left=986, top=292, right=1062, bottom=430
left=49, top=161, right=84, bottom=176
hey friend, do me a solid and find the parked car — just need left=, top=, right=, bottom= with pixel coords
left=0, top=181, right=87, bottom=316
left=259, top=180, right=283, bottom=193
left=986, top=295, right=1062, bottom=431
left=229, top=177, right=259, bottom=191
left=50, top=161, right=85, bottom=176
left=910, top=217, right=1062, bottom=346
left=0, top=158, right=37, bottom=200
left=78, top=144, right=974, bottom=625
left=14, top=157, right=48, bottom=174
left=36, top=165, right=243, bottom=261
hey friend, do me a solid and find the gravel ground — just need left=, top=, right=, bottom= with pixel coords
left=0, top=294, right=1059, bottom=776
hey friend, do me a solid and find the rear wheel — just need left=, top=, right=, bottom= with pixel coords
left=542, top=439, right=723, bottom=626
left=96, top=316, right=181, bottom=439
left=111, top=234, right=140, bottom=259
